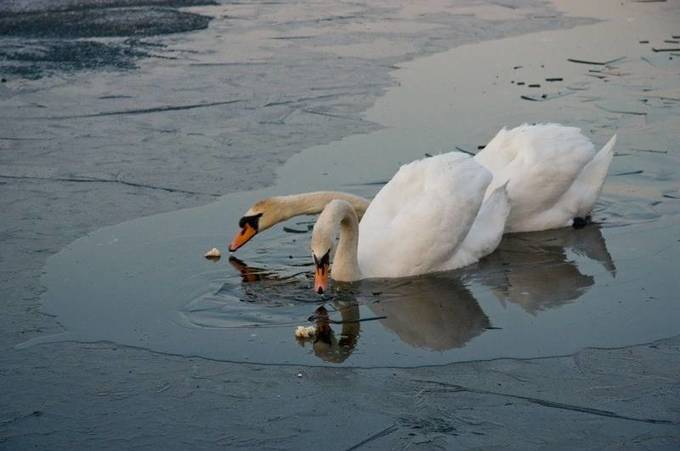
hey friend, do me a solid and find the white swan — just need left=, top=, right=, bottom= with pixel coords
left=228, top=124, right=616, bottom=250
left=474, top=123, right=616, bottom=232
left=310, top=153, right=510, bottom=293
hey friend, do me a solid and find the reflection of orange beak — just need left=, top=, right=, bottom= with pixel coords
left=314, top=263, right=329, bottom=294
left=228, top=256, right=261, bottom=283
left=228, top=224, right=257, bottom=252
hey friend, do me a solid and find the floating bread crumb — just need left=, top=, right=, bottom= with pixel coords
left=204, top=247, right=221, bottom=259
left=295, top=325, right=317, bottom=339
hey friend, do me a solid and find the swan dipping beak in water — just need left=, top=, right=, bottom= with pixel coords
left=226, top=124, right=617, bottom=293
left=309, top=153, right=510, bottom=294
left=312, top=250, right=331, bottom=294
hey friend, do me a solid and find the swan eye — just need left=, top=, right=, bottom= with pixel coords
left=238, top=213, right=263, bottom=230
left=313, top=249, right=331, bottom=268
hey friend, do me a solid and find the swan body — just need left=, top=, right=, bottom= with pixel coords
left=474, top=123, right=616, bottom=232
left=311, top=153, right=510, bottom=287
left=230, top=124, right=616, bottom=258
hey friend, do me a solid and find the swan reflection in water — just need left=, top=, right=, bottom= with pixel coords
left=473, top=224, right=615, bottom=314
left=364, top=275, right=490, bottom=351
left=303, top=302, right=361, bottom=364
left=221, top=224, right=613, bottom=361
left=228, top=256, right=362, bottom=363
left=228, top=256, right=489, bottom=355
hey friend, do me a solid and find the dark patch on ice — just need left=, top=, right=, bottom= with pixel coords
left=0, top=8, right=211, bottom=38
left=0, top=0, right=213, bottom=79
left=0, top=0, right=216, bottom=15
left=0, top=40, right=151, bottom=78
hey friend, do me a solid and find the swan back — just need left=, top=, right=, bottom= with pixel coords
left=475, top=123, right=606, bottom=232
left=358, top=153, right=493, bottom=278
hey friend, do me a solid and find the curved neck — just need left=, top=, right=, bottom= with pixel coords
left=313, top=200, right=362, bottom=282
left=270, top=191, right=369, bottom=225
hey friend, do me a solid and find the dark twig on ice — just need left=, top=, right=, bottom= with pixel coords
left=283, top=226, right=308, bottom=234
left=630, top=148, right=668, bottom=154
left=567, top=56, right=625, bottom=65
left=613, top=170, right=644, bottom=176
left=652, top=47, right=680, bottom=52
left=345, top=424, right=398, bottom=451
left=545, top=77, right=563, bottom=82
left=455, top=146, right=476, bottom=156
left=595, top=104, right=646, bottom=116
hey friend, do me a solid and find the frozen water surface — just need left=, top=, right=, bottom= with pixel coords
left=28, top=2, right=680, bottom=367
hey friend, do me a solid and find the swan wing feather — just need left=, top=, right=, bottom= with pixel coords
left=451, top=183, right=510, bottom=270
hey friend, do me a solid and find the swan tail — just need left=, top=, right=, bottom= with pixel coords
left=573, top=134, right=616, bottom=218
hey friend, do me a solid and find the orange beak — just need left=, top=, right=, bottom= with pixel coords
left=228, top=223, right=257, bottom=252
left=314, top=263, right=330, bottom=294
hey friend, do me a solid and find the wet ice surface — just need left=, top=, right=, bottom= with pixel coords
left=0, top=0, right=594, bottom=199
left=14, top=0, right=680, bottom=367
left=1, top=1, right=679, bottom=447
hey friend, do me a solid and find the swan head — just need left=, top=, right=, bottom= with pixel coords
left=310, top=201, right=340, bottom=294
left=311, top=248, right=331, bottom=294
left=229, top=198, right=284, bottom=251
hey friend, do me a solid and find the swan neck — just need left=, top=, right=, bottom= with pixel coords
left=276, top=191, right=369, bottom=222
left=334, top=211, right=361, bottom=282
left=313, top=200, right=362, bottom=282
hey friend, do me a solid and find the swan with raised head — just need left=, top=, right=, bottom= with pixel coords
left=228, top=124, right=616, bottom=250
left=310, top=153, right=510, bottom=293
left=474, top=123, right=616, bottom=232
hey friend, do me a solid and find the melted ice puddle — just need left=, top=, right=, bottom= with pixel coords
left=26, top=191, right=680, bottom=367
